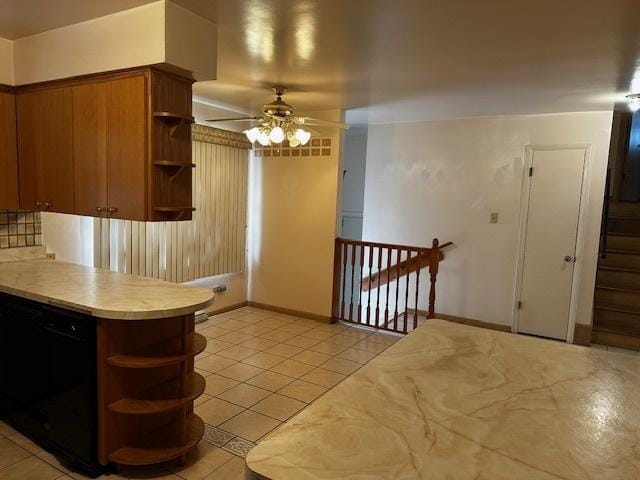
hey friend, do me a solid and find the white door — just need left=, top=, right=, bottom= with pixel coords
left=517, top=147, right=587, bottom=340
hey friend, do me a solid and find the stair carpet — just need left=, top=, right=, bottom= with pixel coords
left=595, top=202, right=640, bottom=349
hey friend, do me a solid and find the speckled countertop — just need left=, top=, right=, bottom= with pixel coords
left=246, top=320, right=640, bottom=480
left=0, top=259, right=214, bottom=320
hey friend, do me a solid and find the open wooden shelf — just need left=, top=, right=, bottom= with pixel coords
left=107, top=414, right=204, bottom=466
left=153, top=206, right=196, bottom=221
left=107, top=332, right=206, bottom=369
left=108, top=372, right=206, bottom=415
left=153, top=161, right=196, bottom=182
left=153, top=111, right=193, bottom=121
left=153, top=160, right=196, bottom=167
left=153, top=112, right=194, bottom=136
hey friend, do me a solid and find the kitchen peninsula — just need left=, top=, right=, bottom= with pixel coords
left=0, top=259, right=214, bottom=475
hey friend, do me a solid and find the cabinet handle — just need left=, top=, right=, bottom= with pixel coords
left=34, top=202, right=42, bottom=209
left=44, top=202, right=51, bottom=210
left=107, top=207, right=118, bottom=214
left=96, top=207, right=103, bottom=213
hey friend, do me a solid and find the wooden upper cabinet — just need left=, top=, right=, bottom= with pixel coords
left=73, top=82, right=107, bottom=217
left=0, top=91, right=18, bottom=209
left=17, top=87, right=74, bottom=213
left=106, top=75, right=147, bottom=221
left=15, top=67, right=193, bottom=221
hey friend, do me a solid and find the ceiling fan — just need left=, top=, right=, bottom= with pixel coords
left=205, top=86, right=349, bottom=147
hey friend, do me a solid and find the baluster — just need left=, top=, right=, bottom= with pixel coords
left=375, top=247, right=382, bottom=327
left=414, top=251, right=421, bottom=331
left=349, top=242, right=356, bottom=322
left=358, top=243, right=364, bottom=324
left=403, top=250, right=411, bottom=334
left=340, top=242, right=348, bottom=320
left=428, top=238, right=440, bottom=318
left=366, top=245, right=374, bottom=326
left=384, top=247, right=392, bottom=329
left=393, top=248, right=401, bottom=332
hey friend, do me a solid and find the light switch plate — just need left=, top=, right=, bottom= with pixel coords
left=490, top=212, right=499, bottom=224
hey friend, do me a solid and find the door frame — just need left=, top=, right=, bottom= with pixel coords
left=512, top=144, right=593, bottom=342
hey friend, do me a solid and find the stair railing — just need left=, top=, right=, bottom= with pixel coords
left=600, top=167, right=612, bottom=259
left=330, top=237, right=452, bottom=334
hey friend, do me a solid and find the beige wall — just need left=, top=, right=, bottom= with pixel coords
left=13, top=0, right=216, bottom=85
left=0, top=38, right=13, bottom=85
left=248, top=111, right=343, bottom=317
left=362, top=112, right=613, bottom=332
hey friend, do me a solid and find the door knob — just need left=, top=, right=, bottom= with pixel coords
left=564, top=256, right=575, bottom=262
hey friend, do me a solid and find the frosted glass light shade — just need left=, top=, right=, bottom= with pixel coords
left=294, top=129, right=311, bottom=145
left=269, top=126, right=285, bottom=143
left=628, top=94, right=640, bottom=112
left=244, top=127, right=261, bottom=143
left=257, top=130, right=271, bottom=146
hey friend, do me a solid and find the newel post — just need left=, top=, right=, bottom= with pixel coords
left=330, top=238, right=343, bottom=324
left=428, top=238, right=440, bottom=318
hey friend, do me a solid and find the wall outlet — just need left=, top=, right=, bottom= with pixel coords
left=490, top=212, right=499, bottom=224
left=212, top=285, right=227, bottom=293
left=46, top=253, right=56, bottom=260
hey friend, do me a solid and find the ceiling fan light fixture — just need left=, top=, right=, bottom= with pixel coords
left=269, top=126, right=285, bottom=143
left=627, top=93, right=640, bottom=112
left=294, top=128, right=311, bottom=146
left=244, top=127, right=261, bottom=143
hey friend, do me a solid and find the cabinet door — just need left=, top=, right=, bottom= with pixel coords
left=16, top=91, right=45, bottom=210
left=73, top=83, right=107, bottom=217
left=43, top=88, right=74, bottom=213
left=106, top=75, right=147, bottom=221
left=0, top=92, right=18, bottom=208
left=17, top=88, right=74, bottom=213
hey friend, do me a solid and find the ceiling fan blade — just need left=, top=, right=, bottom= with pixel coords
left=294, top=117, right=350, bottom=129
left=204, top=117, right=262, bottom=123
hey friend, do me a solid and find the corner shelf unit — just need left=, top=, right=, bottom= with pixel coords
left=149, top=73, right=195, bottom=222
left=107, top=414, right=204, bottom=466
left=98, top=314, right=206, bottom=468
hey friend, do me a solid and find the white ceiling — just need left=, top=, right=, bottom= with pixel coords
left=195, top=0, right=640, bottom=125
left=3, top=0, right=640, bottom=125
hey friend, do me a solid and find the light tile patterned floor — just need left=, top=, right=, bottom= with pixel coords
left=0, top=307, right=400, bottom=480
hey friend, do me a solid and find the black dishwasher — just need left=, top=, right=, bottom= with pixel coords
left=0, top=294, right=101, bottom=476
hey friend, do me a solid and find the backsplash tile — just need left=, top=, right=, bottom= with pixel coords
left=0, top=210, right=42, bottom=249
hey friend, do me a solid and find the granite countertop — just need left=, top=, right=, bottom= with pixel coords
left=0, top=259, right=214, bottom=320
left=246, top=320, right=640, bottom=480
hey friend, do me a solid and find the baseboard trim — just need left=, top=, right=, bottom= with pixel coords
left=247, top=301, right=332, bottom=324
left=573, top=323, right=592, bottom=346
left=206, top=301, right=249, bottom=316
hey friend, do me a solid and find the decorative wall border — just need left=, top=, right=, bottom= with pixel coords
left=254, top=137, right=332, bottom=157
left=192, top=124, right=252, bottom=149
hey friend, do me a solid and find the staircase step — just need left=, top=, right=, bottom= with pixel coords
left=595, top=287, right=640, bottom=308
left=599, top=251, right=640, bottom=269
left=591, top=326, right=640, bottom=350
left=608, top=202, right=640, bottom=219
left=597, top=269, right=640, bottom=289
left=607, top=217, right=640, bottom=235
left=598, top=265, right=640, bottom=273
left=606, top=234, right=640, bottom=252
left=594, top=302, right=640, bottom=315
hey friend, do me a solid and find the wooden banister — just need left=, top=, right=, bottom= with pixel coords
left=330, top=237, right=452, bottom=332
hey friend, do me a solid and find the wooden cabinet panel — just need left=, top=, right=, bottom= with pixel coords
left=17, top=88, right=74, bottom=212
left=16, top=91, right=43, bottom=210
left=73, top=82, right=107, bottom=217
left=106, top=75, right=147, bottom=221
left=0, top=91, right=18, bottom=208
